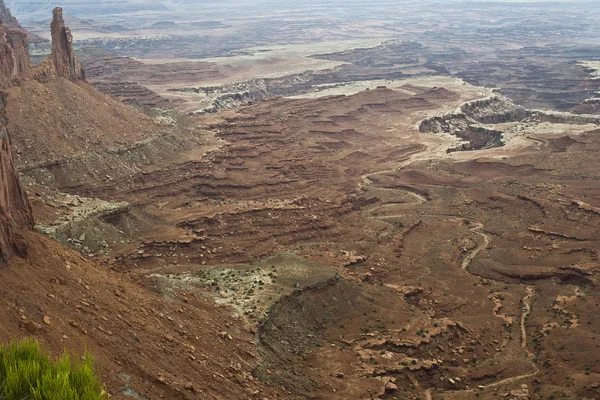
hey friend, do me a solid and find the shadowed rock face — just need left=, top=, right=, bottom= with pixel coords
left=0, top=96, right=33, bottom=265
left=50, top=7, right=84, bottom=81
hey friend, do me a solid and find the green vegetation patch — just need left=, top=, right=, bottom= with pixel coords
left=0, top=339, right=106, bottom=400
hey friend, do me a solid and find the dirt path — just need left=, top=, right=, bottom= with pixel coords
left=476, top=287, right=539, bottom=390
left=462, top=221, right=489, bottom=271
left=356, top=139, right=449, bottom=193
left=360, top=159, right=542, bottom=399
left=521, top=287, right=535, bottom=349
left=420, top=221, right=538, bottom=399
left=425, top=388, right=433, bottom=400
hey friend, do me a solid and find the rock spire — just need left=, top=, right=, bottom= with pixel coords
left=50, top=7, right=84, bottom=81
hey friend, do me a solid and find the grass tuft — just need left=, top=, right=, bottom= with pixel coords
left=0, top=339, right=106, bottom=400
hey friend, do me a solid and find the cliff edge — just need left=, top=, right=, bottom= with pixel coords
left=0, top=0, right=44, bottom=43
left=0, top=95, right=33, bottom=265
left=0, top=3, right=85, bottom=264
left=0, top=21, right=30, bottom=88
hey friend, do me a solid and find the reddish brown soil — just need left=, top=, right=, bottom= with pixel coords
left=5, top=79, right=159, bottom=166
left=6, top=77, right=600, bottom=399
left=0, top=232, right=288, bottom=400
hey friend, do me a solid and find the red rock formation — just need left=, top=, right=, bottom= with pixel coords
left=0, top=96, right=33, bottom=265
left=0, top=0, right=17, bottom=26
left=49, top=7, right=84, bottom=81
left=0, top=0, right=33, bottom=258
left=1, top=5, right=83, bottom=85
left=0, top=23, right=30, bottom=88
left=0, top=0, right=43, bottom=43
left=0, top=0, right=32, bottom=88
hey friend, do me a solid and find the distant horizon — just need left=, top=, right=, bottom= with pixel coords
left=10, top=0, right=600, bottom=23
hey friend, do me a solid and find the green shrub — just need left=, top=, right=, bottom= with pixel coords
left=0, top=339, right=106, bottom=400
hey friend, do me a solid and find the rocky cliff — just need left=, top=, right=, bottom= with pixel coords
left=0, top=0, right=44, bottom=43
left=0, top=1, right=81, bottom=89
left=0, top=0, right=18, bottom=26
left=0, top=95, right=33, bottom=265
left=0, top=20, right=30, bottom=88
left=0, top=2, right=69, bottom=265
left=49, top=7, right=84, bottom=81
left=0, top=25, right=28, bottom=88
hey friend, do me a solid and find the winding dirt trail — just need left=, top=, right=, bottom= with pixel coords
left=417, top=219, right=538, bottom=399
left=356, top=107, right=551, bottom=399
left=472, top=287, right=539, bottom=392
left=521, top=287, right=535, bottom=349
left=461, top=221, right=490, bottom=271
left=356, top=139, right=451, bottom=193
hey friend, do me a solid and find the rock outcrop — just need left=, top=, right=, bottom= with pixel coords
left=49, top=7, right=84, bottom=81
left=0, top=0, right=17, bottom=26
left=0, top=0, right=43, bottom=43
left=0, top=95, right=33, bottom=265
left=0, top=2, right=33, bottom=262
left=0, top=24, right=29, bottom=88
left=0, top=2, right=30, bottom=88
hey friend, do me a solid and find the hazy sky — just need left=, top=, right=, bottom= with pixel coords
left=9, top=0, right=598, bottom=23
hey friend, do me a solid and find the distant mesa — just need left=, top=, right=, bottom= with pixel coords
left=36, top=12, right=90, bottom=29
left=189, top=21, right=226, bottom=29
left=149, top=21, right=181, bottom=29
left=100, top=24, right=129, bottom=33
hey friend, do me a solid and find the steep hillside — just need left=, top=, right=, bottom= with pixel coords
left=0, top=232, right=287, bottom=399
left=0, top=4, right=159, bottom=167
left=5, top=79, right=159, bottom=166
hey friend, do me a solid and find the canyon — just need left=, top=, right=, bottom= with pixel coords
left=1, top=1, right=600, bottom=400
